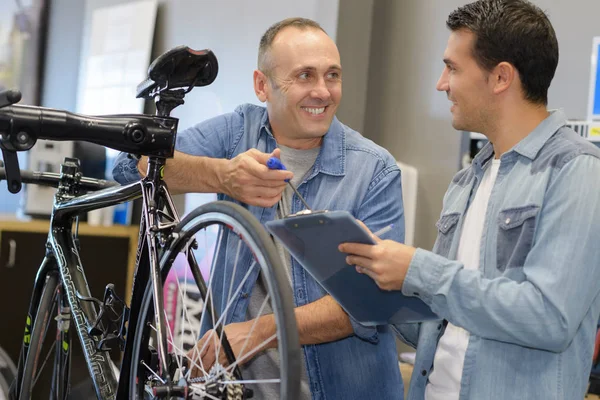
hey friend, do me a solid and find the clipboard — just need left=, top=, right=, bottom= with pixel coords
left=265, top=210, right=438, bottom=325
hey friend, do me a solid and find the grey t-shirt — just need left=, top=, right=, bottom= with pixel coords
left=242, top=144, right=319, bottom=400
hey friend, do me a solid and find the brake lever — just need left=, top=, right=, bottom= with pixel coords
left=1, top=149, right=21, bottom=193
left=0, top=90, right=23, bottom=193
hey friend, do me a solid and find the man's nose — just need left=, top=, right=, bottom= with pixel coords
left=436, top=68, right=449, bottom=92
left=311, top=77, right=332, bottom=101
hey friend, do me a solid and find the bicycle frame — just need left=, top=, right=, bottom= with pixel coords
left=13, top=157, right=186, bottom=400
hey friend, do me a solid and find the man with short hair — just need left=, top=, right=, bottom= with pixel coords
left=114, top=17, right=405, bottom=400
left=340, top=1, right=600, bottom=399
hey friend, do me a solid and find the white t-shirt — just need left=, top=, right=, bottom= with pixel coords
left=425, top=159, right=501, bottom=400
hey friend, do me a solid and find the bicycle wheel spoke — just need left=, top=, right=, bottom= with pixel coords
left=195, top=261, right=257, bottom=363
left=140, top=360, right=166, bottom=384
left=31, top=290, right=59, bottom=389
left=207, top=237, right=221, bottom=368
left=177, top=247, right=207, bottom=376
left=221, top=378, right=281, bottom=385
left=222, top=333, right=278, bottom=377
left=163, top=309, right=183, bottom=373
left=147, top=322, right=207, bottom=378
left=217, top=238, right=243, bottom=358
left=235, top=293, right=270, bottom=364
left=183, top=227, right=225, bottom=379
left=195, top=227, right=223, bottom=350
left=32, top=343, right=56, bottom=388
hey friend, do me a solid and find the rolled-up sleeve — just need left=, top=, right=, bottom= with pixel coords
left=112, top=152, right=142, bottom=184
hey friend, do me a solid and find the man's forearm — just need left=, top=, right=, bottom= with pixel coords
left=138, top=151, right=226, bottom=194
left=295, top=294, right=354, bottom=344
left=259, top=295, right=354, bottom=349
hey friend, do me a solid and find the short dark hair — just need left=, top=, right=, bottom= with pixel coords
left=258, top=18, right=326, bottom=75
left=447, top=0, right=559, bottom=105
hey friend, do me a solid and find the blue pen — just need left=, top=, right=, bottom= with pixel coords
left=267, top=156, right=312, bottom=211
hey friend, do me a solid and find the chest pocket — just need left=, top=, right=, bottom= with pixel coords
left=434, top=213, right=461, bottom=257
left=497, top=205, right=540, bottom=272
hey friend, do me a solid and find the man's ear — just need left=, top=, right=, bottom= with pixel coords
left=253, top=70, right=268, bottom=103
left=491, top=61, right=515, bottom=95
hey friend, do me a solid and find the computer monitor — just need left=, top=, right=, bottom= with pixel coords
left=588, top=37, right=600, bottom=121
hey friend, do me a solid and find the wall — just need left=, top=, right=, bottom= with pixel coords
left=335, top=0, right=375, bottom=133
left=364, top=0, right=600, bottom=249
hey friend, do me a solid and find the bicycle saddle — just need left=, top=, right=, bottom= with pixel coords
left=136, top=46, right=218, bottom=99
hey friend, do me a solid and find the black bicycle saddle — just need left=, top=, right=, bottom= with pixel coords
left=136, top=46, right=218, bottom=99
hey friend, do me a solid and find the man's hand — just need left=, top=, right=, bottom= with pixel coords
left=219, top=148, right=293, bottom=207
left=186, top=317, right=275, bottom=377
left=338, top=223, right=416, bottom=291
left=136, top=149, right=293, bottom=202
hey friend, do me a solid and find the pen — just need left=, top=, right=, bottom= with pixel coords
left=267, top=156, right=312, bottom=211
left=373, top=224, right=393, bottom=237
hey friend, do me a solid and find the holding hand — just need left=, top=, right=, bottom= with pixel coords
left=338, top=222, right=416, bottom=291
left=220, top=148, right=293, bottom=207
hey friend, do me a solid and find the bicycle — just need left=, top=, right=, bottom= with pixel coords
left=0, top=46, right=301, bottom=400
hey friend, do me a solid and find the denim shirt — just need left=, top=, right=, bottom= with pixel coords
left=394, top=110, right=600, bottom=400
left=113, top=104, right=405, bottom=400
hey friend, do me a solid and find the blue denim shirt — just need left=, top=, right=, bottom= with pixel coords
left=114, top=104, right=405, bottom=400
left=394, top=110, right=600, bottom=400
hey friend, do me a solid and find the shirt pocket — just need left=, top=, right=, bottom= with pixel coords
left=497, top=205, right=540, bottom=272
left=434, top=212, right=461, bottom=257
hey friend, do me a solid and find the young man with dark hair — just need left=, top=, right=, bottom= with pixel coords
left=340, top=1, right=600, bottom=398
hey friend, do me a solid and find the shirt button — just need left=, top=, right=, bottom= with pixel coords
left=421, top=370, right=427, bottom=376
left=297, top=288, right=305, bottom=300
left=437, top=324, right=442, bottom=330
left=241, top=292, right=249, bottom=299
left=505, top=218, right=511, bottom=224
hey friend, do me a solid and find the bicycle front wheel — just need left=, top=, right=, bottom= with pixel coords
left=129, top=201, right=301, bottom=399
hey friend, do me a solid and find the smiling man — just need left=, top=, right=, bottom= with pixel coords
left=113, top=18, right=405, bottom=400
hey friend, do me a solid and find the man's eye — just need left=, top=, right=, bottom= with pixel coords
left=328, top=72, right=340, bottom=79
left=299, top=72, right=310, bottom=80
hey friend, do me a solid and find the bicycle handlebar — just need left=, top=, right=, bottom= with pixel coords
left=0, top=95, right=178, bottom=194
left=0, top=105, right=178, bottom=156
left=0, top=167, right=119, bottom=191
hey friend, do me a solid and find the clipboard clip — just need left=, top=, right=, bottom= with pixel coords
left=286, top=209, right=329, bottom=218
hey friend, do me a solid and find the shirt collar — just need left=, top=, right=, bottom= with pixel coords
left=471, top=109, right=567, bottom=171
left=260, top=113, right=346, bottom=177
left=510, top=109, right=567, bottom=160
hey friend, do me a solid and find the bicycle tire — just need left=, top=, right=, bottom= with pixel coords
left=18, top=272, right=69, bottom=400
left=128, top=201, right=301, bottom=399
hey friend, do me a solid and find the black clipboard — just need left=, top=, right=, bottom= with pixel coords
left=266, top=210, right=438, bottom=325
